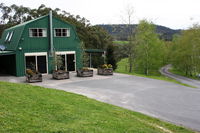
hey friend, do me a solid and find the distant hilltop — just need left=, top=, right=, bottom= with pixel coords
left=97, top=24, right=181, bottom=41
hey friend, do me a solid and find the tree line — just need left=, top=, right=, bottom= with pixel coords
left=98, top=24, right=180, bottom=41
left=170, top=24, right=200, bottom=76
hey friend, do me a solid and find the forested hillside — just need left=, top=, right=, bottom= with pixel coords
left=98, top=24, right=181, bottom=41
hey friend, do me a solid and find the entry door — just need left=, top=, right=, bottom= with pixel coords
left=25, top=55, right=47, bottom=74
left=37, top=56, right=47, bottom=73
left=67, top=54, right=75, bottom=71
left=60, top=55, right=66, bottom=71
left=25, top=56, right=36, bottom=71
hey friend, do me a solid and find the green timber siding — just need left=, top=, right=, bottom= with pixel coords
left=0, top=15, right=82, bottom=76
left=20, top=16, right=49, bottom=51
left=15, top=51, right=24, bottom=76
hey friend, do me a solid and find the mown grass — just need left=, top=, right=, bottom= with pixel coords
left=115, top=58, right=195, bottom=88
left=113, top=40, right=129, bottom=45
left=0, top=81, right=196, bottom=133
left=169, top=67, right=200, bottom=80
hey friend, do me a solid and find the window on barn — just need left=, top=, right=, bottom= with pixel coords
left=4, top=31, right=14, bottom=43
left=54, top=28, right=70, bottom=37
left=29, top=28, right=47, bottom=37
left=5, top=32, right=10, bottom=42
left=8, top=31, right=13, bottom=42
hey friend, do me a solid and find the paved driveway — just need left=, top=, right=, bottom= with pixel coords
left=1, top=71, right=200, bottom=131
left=160, top=64, right=200, bottom=88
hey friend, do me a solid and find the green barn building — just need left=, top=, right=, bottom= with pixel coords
left=0, top=12, right=82, bottom=76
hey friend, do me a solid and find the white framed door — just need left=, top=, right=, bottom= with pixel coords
left=25, top=52, right=48, bottom=74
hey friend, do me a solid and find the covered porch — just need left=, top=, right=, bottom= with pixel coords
left=84, top=49, right=106, bottom=68
left=0, top=51, right=16, bottom=76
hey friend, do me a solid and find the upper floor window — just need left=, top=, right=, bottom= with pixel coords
left=54, top=28, right=70, bottom=37
left=29, top=28, right=47, bottom=37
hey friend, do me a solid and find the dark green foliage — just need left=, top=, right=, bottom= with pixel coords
left=114, top=44, right=129, bottom=62
left=80, top=42, right=90, bottom=67
left=106, top=44, right=117, bottom=70
left=92, top=54, right=104, bottom=68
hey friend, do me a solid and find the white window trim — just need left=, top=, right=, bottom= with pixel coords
left=54, top=28, right=70, bottom=37
left=25, top=52, right=47, bottom=56
left=24, top=52, right=48, bottom=74
left=66, top=28, right=70, bottom=37
left=56, top=51, right=75, bottom=55
left=29, top=28, right=47, bottom=38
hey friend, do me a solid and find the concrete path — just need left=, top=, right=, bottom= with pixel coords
left=160, top=65, right=200, bottom=88
left=1, top=70, right=200, bottom=131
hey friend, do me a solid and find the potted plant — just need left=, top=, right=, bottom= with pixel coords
left=77, top=67, right=93, bottom=77
left=26, top=69, right=42, bottom=83
left=98, top=64, right=113, bottom=75
left=52, top=54, right=69, bottom=80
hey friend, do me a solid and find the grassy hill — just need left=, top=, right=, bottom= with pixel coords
left=0, top=81, right=195, bottom=133
left=98, top=24, right=181, bottom=41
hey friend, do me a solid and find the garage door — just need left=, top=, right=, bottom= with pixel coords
left=0, top=54, right=16, bottom=75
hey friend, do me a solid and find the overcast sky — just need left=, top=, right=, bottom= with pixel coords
left=2, top=0, right=200, bottom=29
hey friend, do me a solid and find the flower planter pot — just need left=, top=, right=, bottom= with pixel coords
left=52, top=70, right=69, bottom=80
left=97, top=68, right=113, bottom=75
left=77, top=69, right=93, bottom=77
left=26, top=73, right=42, bottom=83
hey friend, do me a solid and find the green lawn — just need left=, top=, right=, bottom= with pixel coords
left=169, top=67, right=200, bottom=80
left=0, top=81, right=195, bottom=133
left=115, top=58, right=195, bottom=88
left=113, top=40, right=129, bottom=45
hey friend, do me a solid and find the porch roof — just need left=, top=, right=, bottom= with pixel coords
left=84, top=49, right=105, bottom=53
left=0, top=51, right=16, bottom=56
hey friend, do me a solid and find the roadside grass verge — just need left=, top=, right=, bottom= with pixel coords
left=113, top=40, right=129, bottom=45
left=0, top=81, right=195, bottom=133
left=115, top=58, right=195, bottom=88
left=169, top=67, right=200, bottom=80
